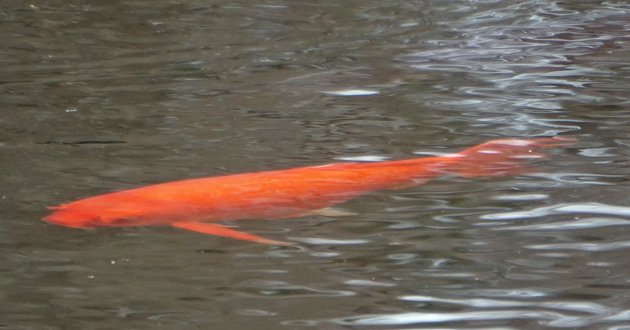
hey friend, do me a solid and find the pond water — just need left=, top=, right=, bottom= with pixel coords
left=2, top=0, right=630, bottom=329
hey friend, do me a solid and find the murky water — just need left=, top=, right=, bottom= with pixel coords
left=2, top=0, right=630, bottom=329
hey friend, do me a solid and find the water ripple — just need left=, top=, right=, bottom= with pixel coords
left=528, top=240, right=630, bottom=252
left=398, top=0, right=630, bottom=134
left=289, top=237, right=370, bottom=245
left=482, top=202, right=630, bottom=220
left=400, top=295, right=612, bottom=314
left=333, top=310, right=583, bottom=327
left=235, top=279, right=356, bottom=298
left=532, top=172, right=622, bottom=186
left=330, top=304, right=630, bottom=328
left=496, top=217, right=630, bottom=231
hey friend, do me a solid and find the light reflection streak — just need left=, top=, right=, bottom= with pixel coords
left=482, top=202, right=630, bottom=220
left=398, top=0, right=630, bottom=135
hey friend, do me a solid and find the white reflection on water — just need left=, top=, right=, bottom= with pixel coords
left=578, top=147, right=617, bottom=158
left=398, top=0, right=630, bottom=136
left=332, top=293, right=630, bottom=328
left=334, top=155, right=390, bottom=162
left=288, top=237, right=370, bottom=245
left=322, top=89, right=380, bottom=96
left=344, top=279, right=396, bottom=287
left=333, top=310, right=582, bottom=327
left=528, top=240, right=630, bottom=252
left=532, top=172, right=622, bottom=186
left=331, top=307, right=630, bottom=328
left=496, top=217, right=630, bottom=231
left=480, top=201, right=630, bottom=251
left=458, top=289, right=548, bottom=298
left=482, top=202, right=630, bottom=220
left=400, top=295, right=611, bottom=314
left=491, top=193, right=549, bottom=201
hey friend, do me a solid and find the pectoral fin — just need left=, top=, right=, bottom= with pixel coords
left=172, top=221, right=292, bottom=246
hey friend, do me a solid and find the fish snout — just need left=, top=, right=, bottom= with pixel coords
left=42, top=208, right=101, bottom=228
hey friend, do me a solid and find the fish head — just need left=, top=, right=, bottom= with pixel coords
left=43, top=205, right=104, bottom=228
left=43, top=203, right=141, bottom=228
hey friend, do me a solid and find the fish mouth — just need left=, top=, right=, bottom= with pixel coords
left=42, top=215, right=83, bottom=228
left=42, top=217, right=83, bottom=228
left=41, top=210, right=97, bottom=229
left=43, top=210, right=138, bottom=228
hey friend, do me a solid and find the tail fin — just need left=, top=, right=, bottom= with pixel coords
left=442, top=136, right=574, bottom=178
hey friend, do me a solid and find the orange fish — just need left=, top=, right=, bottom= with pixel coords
left=43, top=137, right=571, bottom=245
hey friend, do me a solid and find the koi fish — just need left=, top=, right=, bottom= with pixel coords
left=43, top=137, right=571, bottom=245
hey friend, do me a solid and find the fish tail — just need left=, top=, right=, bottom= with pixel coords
left=442, top=136, right=574, bottom=178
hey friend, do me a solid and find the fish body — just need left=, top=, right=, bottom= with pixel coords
left=43, top=137, right=570, bottom=244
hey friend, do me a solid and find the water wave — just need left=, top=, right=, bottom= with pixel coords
left=399, top=0, right=630, bottom=135
left=482, top=202, right=630, bottom=220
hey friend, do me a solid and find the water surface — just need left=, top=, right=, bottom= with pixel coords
left=2, top=0, right=630, bottom=329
